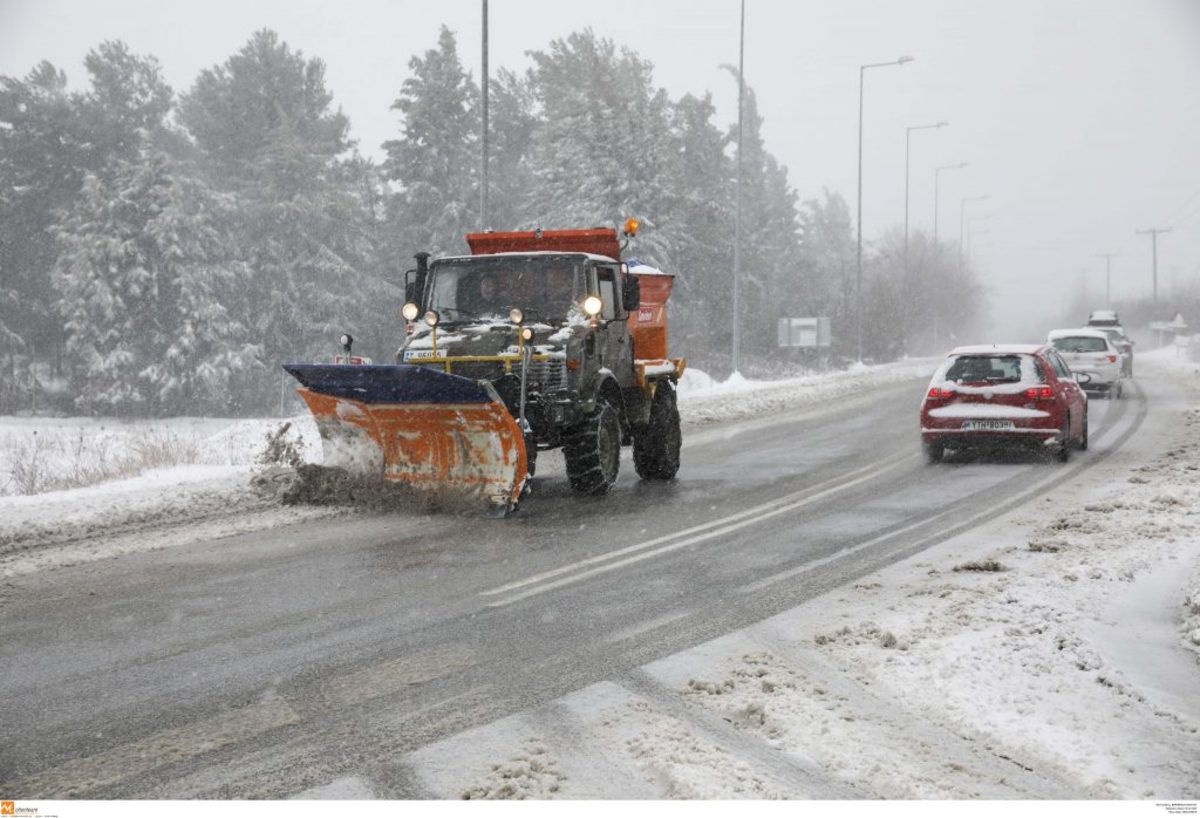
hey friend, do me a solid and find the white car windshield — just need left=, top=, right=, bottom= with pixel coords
left=1053, top=336, right=1108, bottom=353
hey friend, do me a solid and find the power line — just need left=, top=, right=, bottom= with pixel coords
left=1163, top=187, right=1200, bottom=224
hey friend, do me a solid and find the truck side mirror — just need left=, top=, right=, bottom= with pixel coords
left=404, top=269, right=417, bottom=305
left=622, top=275, right=641, bottom=312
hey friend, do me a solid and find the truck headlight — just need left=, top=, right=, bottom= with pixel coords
left=402, top=302, right=420, bottom=321
left=423, top=310, right=440, bottom=328
left=509, top=307, right=524, bottom=325
left=582, top=296, right=603, bottom=317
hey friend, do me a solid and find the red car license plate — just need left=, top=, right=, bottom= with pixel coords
left=961, top=420, right=1015, bottom=431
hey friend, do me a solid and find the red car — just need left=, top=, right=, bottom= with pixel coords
left=920, top=344, right=1090, bottom=463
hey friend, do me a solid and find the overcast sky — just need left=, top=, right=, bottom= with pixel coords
left=3, top=0, right=1198, bottom=340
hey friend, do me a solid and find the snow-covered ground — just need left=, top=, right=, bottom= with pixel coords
left=4, top=352, right=1200, bottom=803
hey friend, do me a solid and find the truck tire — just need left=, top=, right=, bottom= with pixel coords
left=633, top=382, right=681, bottom=480
left=564, top=397, right=621, bottom=494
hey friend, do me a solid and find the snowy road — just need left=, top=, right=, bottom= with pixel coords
left=1, top=362, right=1194, bottom=800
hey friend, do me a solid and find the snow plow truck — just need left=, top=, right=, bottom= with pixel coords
left=283, top=219, right=685, bottom=515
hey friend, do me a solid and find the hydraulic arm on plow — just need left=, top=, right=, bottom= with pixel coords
left=284, top=219, right=685, bottom=515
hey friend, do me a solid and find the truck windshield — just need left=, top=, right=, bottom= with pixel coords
left=428, top=255, right=585, bottom=322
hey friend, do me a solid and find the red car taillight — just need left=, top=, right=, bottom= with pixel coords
left=927, top=387, right=953, bottom=399
left=1108, top=355, right=1117, bottom=363
left=1024, top=386, right=1054, bottom=399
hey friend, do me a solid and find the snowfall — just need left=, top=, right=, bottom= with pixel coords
left=2, top=348, right=1199, bottom=810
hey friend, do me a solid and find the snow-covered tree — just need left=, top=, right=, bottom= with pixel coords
left=797, top=189, right=854, bottom=356
left=862, top=227, right=986, bottom=359
left=0, top=44, right=174, bottom=413
left=179, top=30, right=349, bottom=188
left=382, top=25, right=479, bottom=260
left=486, top=67, right=539, bottom=232
left=660, top=92, right=733, bottom=357
left=179, top=30, right=390, bottom=399
left=720, top=72, right=802, bottom=362
left=524, top=29, right=677, bottom=265
left=53, top=144, right=261, bottom=415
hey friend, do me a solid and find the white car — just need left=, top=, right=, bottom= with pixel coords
left=1047, top=328, right=1123, bottom=398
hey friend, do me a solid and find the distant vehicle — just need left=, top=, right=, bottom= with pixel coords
left=1091, top=327, right=1133, bottom=377
left=1047, top=328, right=1123, bottom=398
left=920, top=344, right=1090, bottom=463
left=1087, top=309, right=1121, bottom=326
left=1086, top=310, right=1134, bottom=376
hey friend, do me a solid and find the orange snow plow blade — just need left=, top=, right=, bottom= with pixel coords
left=284, top=364, right=528, bottom=511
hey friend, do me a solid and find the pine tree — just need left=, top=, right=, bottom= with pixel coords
left=179, top=30, right=389, bottom=399
left=1, top=43, right=175, bottom=412
left=722, top=73, right=801, bottom=363
left=0, top=62, right=85, bottom=410
left=797, top=189, right=855, bottom=356
left=53, top=144, right=260, bottom=415
left=487, top=67, right=539, bottom=231
left=524, top=30, right=677, bottom=266
left=661, top=92, right=733, bottom=359
left=382, top=25, right=479, bottom=260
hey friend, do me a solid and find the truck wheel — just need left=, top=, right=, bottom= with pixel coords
left=564, top=397, right=621, bottom=495
left=634, top=382, right=681, bottom=480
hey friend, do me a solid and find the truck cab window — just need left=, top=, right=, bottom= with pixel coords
left=597, top=266, right=618, bottom=320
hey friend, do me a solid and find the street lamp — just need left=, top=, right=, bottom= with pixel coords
left=856, top=54, right=914, bottom=363
left=958, top=194, right=988, bottom=266
left=480, top=0, right=489, bottom=228
left=905, top=121, right=947, bottom=272
left=966, top=214, right=991, bottom=264
left=732, top=0, right=746, bottom=375
left=933, top=162, right=968, bottom=245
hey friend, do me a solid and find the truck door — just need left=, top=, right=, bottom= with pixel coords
left=594, top=263, right=633, bottom=381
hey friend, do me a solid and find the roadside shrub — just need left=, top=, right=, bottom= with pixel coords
left=258, top=422, right=306, bottom=468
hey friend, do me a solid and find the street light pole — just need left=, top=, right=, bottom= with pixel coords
left=856, top=54, right=913, bottom=363
left=933, top=162, right=967, bottom=246
left=966, top=214, right=990, bottom=262
left=732, top=0, right=745, bottom=375
left=480, top=0, right=489, bottom=228
left=1097, top=252, right=1118, bottom=305
left=904, top=121, right=947, bottom=275
left=958, top=194, right=988, bottom=266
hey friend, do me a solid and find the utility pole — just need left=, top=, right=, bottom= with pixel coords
left=1096, top=252, right=1118, bottom=306
left=480, top=0, right=489, bottom=228
left=1136, top=227, right=1172, bottom=307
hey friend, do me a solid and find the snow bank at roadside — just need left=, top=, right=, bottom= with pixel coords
left=0, top=415, right=326, bottom=574
left=678, top=358, right=937, bottom=426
